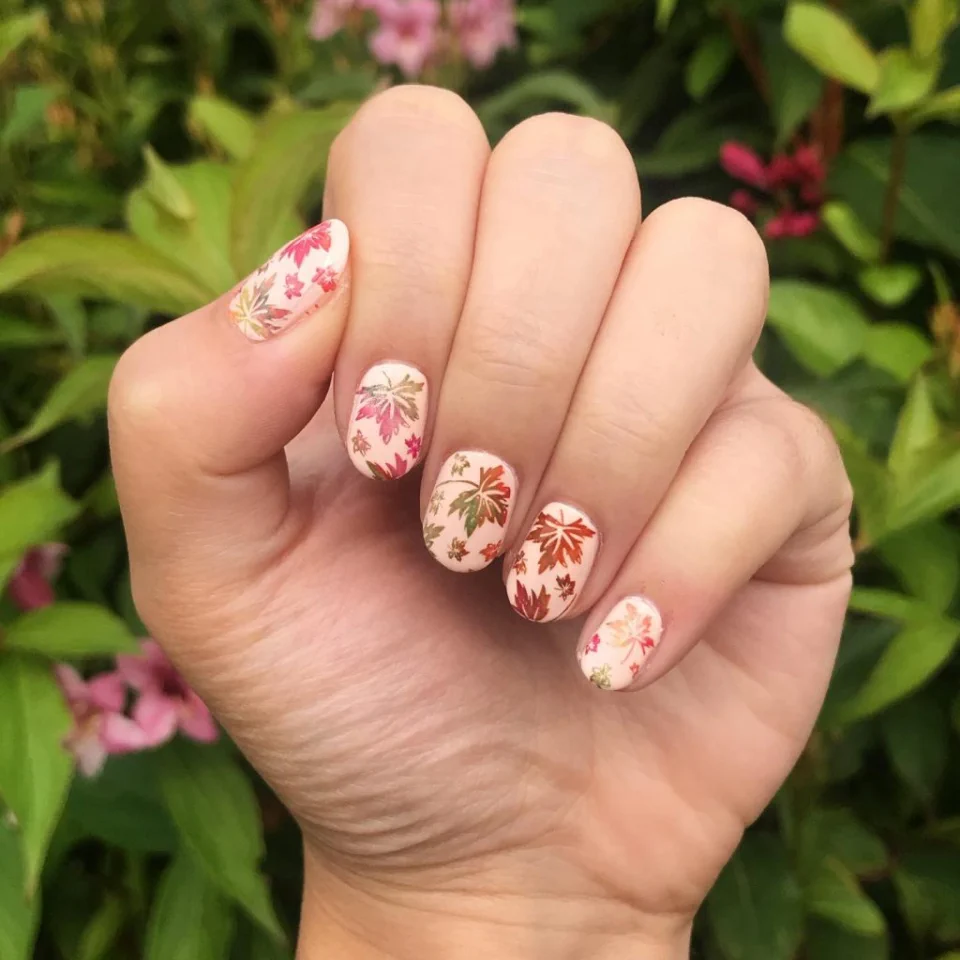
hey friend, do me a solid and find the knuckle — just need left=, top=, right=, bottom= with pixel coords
left=495, top=112, right=635, bottom=183
left=576, top=392, right=673, bottom=466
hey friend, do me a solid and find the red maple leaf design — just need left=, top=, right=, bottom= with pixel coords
left=584, top=633, right=601, bottom=653
left=284, top=273, right=304, bottom=299
left=511, top=582, right=551, bottom=622
left=355, top=373, right=424, bottom=445
left=367, top=453, right=409, bottom=481
left=527, top=510, right=597, bottom=574
left=480, top=541, right=502, bottom=562
left=279, top=222, right=332, bottom=268
left=405, top=434, right=422, bottom=459
left=312, top=265, right=338, bottom=292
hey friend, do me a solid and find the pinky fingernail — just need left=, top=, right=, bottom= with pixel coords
left=229, top=219, right=349, bottom=341
left=578, top=596, right=663, bottom=692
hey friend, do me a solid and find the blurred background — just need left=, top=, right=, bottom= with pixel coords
left=1, top=0, right=960, bottom=957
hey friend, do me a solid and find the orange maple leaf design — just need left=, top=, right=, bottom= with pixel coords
left=527, top=509, right=596, bottom=574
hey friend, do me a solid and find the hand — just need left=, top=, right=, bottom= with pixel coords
left=109, top=86, right=853, bottom=960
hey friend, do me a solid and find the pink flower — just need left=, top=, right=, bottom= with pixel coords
left=116, top=641, right=218, bottom=749
left=368, top=0, right=441, bottom=77
left=56, top=665, right=148, bottom=777
left=309, top=0, right=357, bottom=39
left=7, top=543, right=67, bottom=611
left=793, top=144, right=825, bottom=184
left=765, top=210, right=820, bottom=239
left=765, top=154, right=798, bottom=189
left=719, top=142, right=768, bottom=189
left=729, top=189, right=759, bottom=216
left=448, top=0, right=516, bottom=69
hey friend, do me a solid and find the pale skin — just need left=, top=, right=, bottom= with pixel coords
left=108, top=86, right=854, bottom=959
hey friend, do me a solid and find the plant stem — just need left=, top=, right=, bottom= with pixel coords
left=879, top=120, right=909, bottom=262
left=720, top=6, right=770, bottom=104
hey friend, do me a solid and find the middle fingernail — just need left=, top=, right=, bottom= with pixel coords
left=423, top=451, right=517, bottom=572
left=347, top=362, right=428, bottom=480
left=506, top=503, right=599, bottom=622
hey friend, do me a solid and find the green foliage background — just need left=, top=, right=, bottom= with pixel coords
left=2, top=0, right=960, bottom=957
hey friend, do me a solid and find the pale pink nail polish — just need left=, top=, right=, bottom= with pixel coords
left=346, top=362, right=428, bottom=480
left=228, top=219, right=349, bottom=341
left=578, top=596, right=663, bottom=691
left=423, top=451, right=517, bottom=573
left=506, top=503, right=599, bottom=622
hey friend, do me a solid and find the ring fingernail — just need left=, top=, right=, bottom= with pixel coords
left=506, top=503, right=599, bottom=622
left=423, top=451, right=517, bottom=572
left=229, top=219, right=349, bottom=341
left=347, top=362, right=428, bottom=480
left=578, top=596, right=663, bottom=691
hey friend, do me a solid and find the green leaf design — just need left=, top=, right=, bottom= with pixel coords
left=0, top=820, right=40, bottom=960
left=231, top=104, right=357, bottom=277
left=784, top=2, right=880, bottom=94
left=422, top=523, right=444, bottom=550
left=0, top=652, right=74, bottom=896
left=0, top=229, right=211, bottom=315
left=0, top=355, right=118, bottom=453
left=447, top=466, right=510, bottom=538
left=144, top=853, right=236, bottom=960
left=155, top=741, right=284, bottom=942
left=4, top=603, right=139, bottom=658
left=707, top=832, right=803, bottom=960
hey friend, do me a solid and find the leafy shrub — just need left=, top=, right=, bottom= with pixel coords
left=1, top=0, right=960, bottom=957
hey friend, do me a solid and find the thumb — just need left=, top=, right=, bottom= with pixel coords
left=109, top=219, right=351, bottom=584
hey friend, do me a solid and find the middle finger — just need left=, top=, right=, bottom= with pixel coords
left=420, top=113, right=641, bottom=572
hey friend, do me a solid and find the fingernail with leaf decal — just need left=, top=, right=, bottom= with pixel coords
left=578, top=596, right=663, bottom=692
left=347, top=362, right=428, bottom=480
left=506, top=503, right=599, bottom=622
left=423, top=451, right=517, bottom=573
left=229, top=219, right=349, bottom=342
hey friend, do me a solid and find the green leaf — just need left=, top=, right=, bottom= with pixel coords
left=878, top=522, right=960, bottom=610
left=868, top=47, right=940, bottom=117
left=0, top=84, right=57, bottom=148
left=156, top=742, right=284, bottom=941
left=656, top=0, right=680, bottom=31
left=829, top=135, right=960, bottom=259
left=0, top=652, right=74, bottom=895
left=4, top=602, right=138, bottom=658
left=888, top=445, right=960, bottom=530
left=895, top=847, right=960, bottom=940
left=475, top=71, right=614, bottom=131
left=839, top=616, right=960, bottom=720
left=686, top=33, right=735, bottom=101
left=882, top=696, right=948, bottom=802
left=230, top=104, right=357, bottom=277
left=766, top=281, right=870, bottom=376
left=65, top=752, right=177, bottom=854
left=45, top=295, right=87, bottom=356
left=822, top=201, right=882, bottom=262
left=784, top=2, right=880, bottom=94
left=911, top=85, right=960, bottom=124
left=144, top=853, right=235, bottom=960
left=805, top=919, right=889, bottom=960
left=829, top=421, right=889, bottom=544
left=862, top=323, right=931, bottom=381
left=0, top=9, right=46, bottom=65
left=847, top=587, right=932, bottom=621
left=188, top=95, right=256, bottom=161
left=142, top=146, right=196, bottom=222
left=857, top=264, right=923, bottom=306
left=0, top=355, right=117, bottom=452
left=77, top=893, right=124, bottom=960
left=761, top=24, right=825, bottom=146
left=799, top=808, right=888, bottom=877
left=127, top=161, right=236, bottom=297
left=911, top=0, right=955, bottom=61
left=707, top=832, right=803, bottom=960
left=0, top=465, right=78, bottom=577
left=805, top=857, right=886, bottom=935
left=0, top=229, right=212, bottom=315
left=0, top=314, right=63, bottom=349
left=0, top=820, right=40, bottom=960
left=887, top=373, right=940, bottom=484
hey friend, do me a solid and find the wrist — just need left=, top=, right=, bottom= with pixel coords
left=297, top=845, right=692, bottom=960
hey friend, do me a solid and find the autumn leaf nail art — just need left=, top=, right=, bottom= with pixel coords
left=506, top=503, right=599, bottom=622
left=228, top=219, right=349, bottom=341
left=347, top=362, right=428, bottom=480
left=578, top=596, right=663, bottom=691
left=423, top=451, right=517, bottom=572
